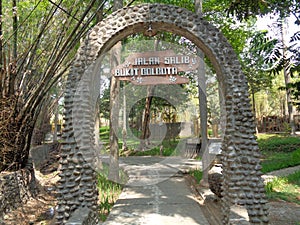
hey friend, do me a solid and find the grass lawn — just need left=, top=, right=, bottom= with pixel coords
left=128, top=139, right=181, bottom=156
left=265, top=171, right=300, bottom=204
left=260, top=149, right=300, bottom=173
left=257, top=133, right=300, bottom=173
left=97, top=173, right=122, bottom=221
left=256, top=134, right=300, bottom=204
left=99, top=126, right=181, bottom=157
left=257, top=133, right=300, bottom=152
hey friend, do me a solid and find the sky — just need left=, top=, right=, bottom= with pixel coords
left=256, top=14, right=299, bottom=40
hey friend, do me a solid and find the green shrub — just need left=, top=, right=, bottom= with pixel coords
left=265, top=171, right=300, bottom=204
left=189, top=169, right=203, bottom=184
left=286, top=170, right=300, bottom=185
left=129, top=139, right=180, bottom=156
left=257, top=134, right=300, bottom=173
left=292, top=149, right=300, bottom=163
left=261, top=148, right=300, bottom=173
left=97, top=165, right=124, bottom=221
left=257, top=134, right=300, bottom=153
left=264, top=181, right=274, bottom=194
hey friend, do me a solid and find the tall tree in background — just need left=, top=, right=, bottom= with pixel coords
left=194, top=0, right=210, bottom=187
left=240, top=31, right=274, bottom=131
left=232, top=0, right=299, bottom=133
left=108, top=0, right=123, bottom=182
left=140, top=40, right=159, bottom=149
left=208, top=0, right=300, bottom=133
left=276, top=19, right=296, bottom=134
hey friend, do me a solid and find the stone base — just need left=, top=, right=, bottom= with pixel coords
left=208, top=164, right=223, bottom=198
left=0, top=165, right=36, bottom=218
left=65, top=207, right=99, bottom=225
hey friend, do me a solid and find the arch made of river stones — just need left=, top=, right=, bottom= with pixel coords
left=57, top=3, right=269, bottom=225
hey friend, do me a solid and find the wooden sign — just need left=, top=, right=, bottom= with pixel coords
left=112, top=50, right=199, bottom=85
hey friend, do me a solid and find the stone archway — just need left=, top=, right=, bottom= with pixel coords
left=57, top=4, right=269, bottom=224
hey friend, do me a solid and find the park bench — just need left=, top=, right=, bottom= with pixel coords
left=185, top=138, right=201, bottom=158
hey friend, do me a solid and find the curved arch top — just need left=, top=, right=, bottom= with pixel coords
left=58, top=4, right=269, bottom=224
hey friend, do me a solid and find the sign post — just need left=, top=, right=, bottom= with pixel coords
left=112, top=50, right=200, bottom=85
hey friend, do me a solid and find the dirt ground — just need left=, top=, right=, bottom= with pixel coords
left=199, top=192, right=300, bottom=225
left=2, top=154, right=300, bottom=225
left=1, top=148, right=60, bottom=225
left=2, top=170, right=58, bottom=225
left=186, top=174, right=300, bottom=225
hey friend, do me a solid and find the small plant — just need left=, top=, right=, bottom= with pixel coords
left=99, top=196, right=112, bottom=213
left=264, top=181, right=274, bottom=194
left=292, top=148, right=300, bottom=161
left=265, top=171, right=300, bottom=204
left=283, top=122, right=292, bottom=135
left=97, top=167, right=123, bottom=221
left=189, top=169, right=203, bottom=184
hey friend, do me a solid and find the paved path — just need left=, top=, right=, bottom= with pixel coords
left=262, top=165, right=300, bottom=183
left=102, top=156, right=209, bottom=225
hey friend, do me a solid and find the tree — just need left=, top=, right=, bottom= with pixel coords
left=241, top=31, right=274, bottom=120
left=99, top=87, right=111, bottom=121
left=0, top=0, right=106, bottom=171
left=246, top=21, right=299, bottom=133
left=210, top=0, right=300, bottom=133
left=225, top=0, right=299, bottom=134
left=108, top=0, right=123, bottom=182
left=140, top=40, right=159, bottom=148
left=226, top=0, right=299, bottom=21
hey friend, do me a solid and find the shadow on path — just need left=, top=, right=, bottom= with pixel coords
left=103, top=156, right=209, bottom=225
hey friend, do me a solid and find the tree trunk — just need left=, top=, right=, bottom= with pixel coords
left=7, top=0, right=18, bottom=97
left=53, top=100, right=59, bottom=142
left=12, top=0, right=17, bottom=60
left=108, top=0, right=122, bottom=181
left=140, top=85, right=155, bottom=148
left=0, top=0, right=3, bottom=99
left=281, top=18, right=295, bottom=135
left=140, top=40, right=159, bottom=148
left=0, top=96, right=38, bottom=171
left=251, top=89, right=259, bottom=134
left=109, top=69, right=120, bottom=182
left=218, top=86, right=226, bottom=138
left=198, top=50, right=209, bottom=187
left=122, top=85, right=127, bottom=151
left=195, top=0, right=209, bottom=187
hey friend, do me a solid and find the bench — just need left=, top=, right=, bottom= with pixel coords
left=185, top=138, right=201, bottom=158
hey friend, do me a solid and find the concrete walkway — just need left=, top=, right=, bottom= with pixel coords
left=102, top=156, right=209, bottom=225
left=262, top=164, right=300, bottom=183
